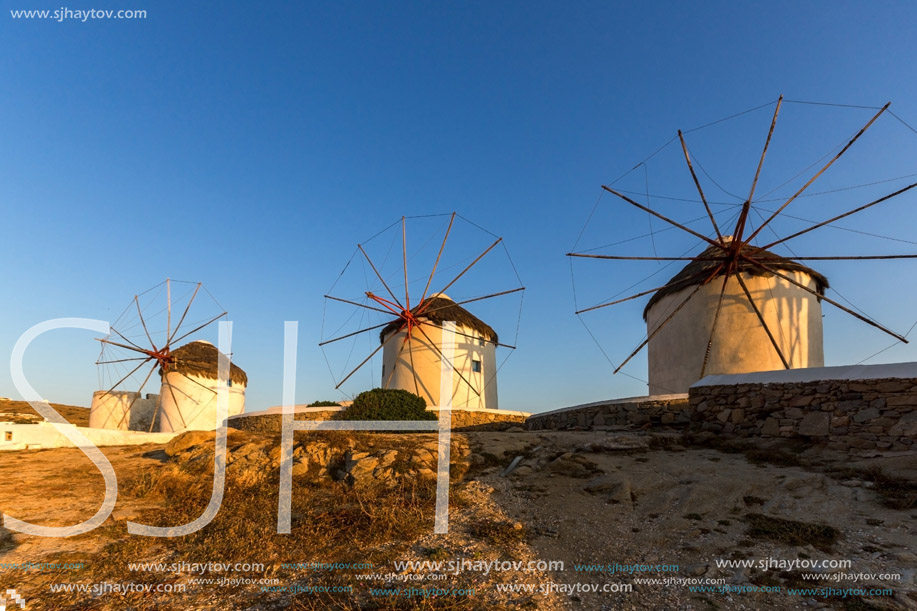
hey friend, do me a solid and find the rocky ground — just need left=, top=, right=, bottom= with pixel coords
left=0, top=426, right=915, bottom=610
left=469, top=430, right=917, bottom=610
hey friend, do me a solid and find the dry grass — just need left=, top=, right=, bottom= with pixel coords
left=743, top=512, right=840, bottom=551
left=831, top=465, right=917, bottom=510
left=0, top=400, right=89, bottom=426
left=24, top=432, right=487, bottom=610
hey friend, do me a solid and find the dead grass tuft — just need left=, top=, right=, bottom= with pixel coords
left=743, top=512, right=840, bottom=551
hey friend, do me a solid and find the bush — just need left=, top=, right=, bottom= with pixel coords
left=339, top=388, right=434, bottom=421
left=307, top=400, right=341, bottom=407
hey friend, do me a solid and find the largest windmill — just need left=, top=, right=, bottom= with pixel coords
left=570, top=96, right=916, bottom=394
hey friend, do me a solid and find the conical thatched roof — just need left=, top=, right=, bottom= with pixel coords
left=380, top=295, right=498, bottom=344
left=643, top=243, right=829, bottom=321
left=161, top=340, right=248, bottom=385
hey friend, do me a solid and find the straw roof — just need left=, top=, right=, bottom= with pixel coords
left=380, top=296, right=498, bottom=344
left=643, top=243, right=829, bottom=320
left=161, top=340, right=248, bottom=386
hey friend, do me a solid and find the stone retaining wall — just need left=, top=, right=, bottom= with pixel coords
left=227, top=409, right=342, bottom=434
left=227, top=407, right=528, bottom=433
left=525, top=395, right=691, bottom=431
left=690, top=377, right=917, bottom=451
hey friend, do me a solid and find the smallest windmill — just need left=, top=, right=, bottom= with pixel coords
left=92, top=279, right=246, bottom=432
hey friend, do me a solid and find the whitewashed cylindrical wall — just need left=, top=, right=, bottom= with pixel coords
left=381, top=322, right=499, bottom=410
left=158, top=372, right=246, bottom=432
left=89, top=390, right=139, bottom=430
left=646, top=270, right=824, bottom=395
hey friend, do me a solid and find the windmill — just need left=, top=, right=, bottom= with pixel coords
left=569, top=95, right=917, bottom=394
left=320, top=213, right=524, bottom=409
left=92, top=279, right=238, bottom=432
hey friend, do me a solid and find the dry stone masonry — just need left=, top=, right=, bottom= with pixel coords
left=690, top=375, right=917, bottom=452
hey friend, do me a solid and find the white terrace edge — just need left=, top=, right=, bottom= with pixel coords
left=692, top=361, right=917, bottom=388
left=529, top=394, right=689, bottom=418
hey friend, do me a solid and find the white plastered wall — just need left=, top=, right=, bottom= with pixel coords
left=646, top=270, right=824, bottom=395
left=381, top=322, right=499, bottom=409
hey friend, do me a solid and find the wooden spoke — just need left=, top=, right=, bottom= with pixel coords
left=744, top=102, right=890, bottom=244
left=95, top=356, right=150, bottom=365
left=417, top=287, right=525, bottom=319
left=739, top=253, right=907, bottom=343
left=417, top=237, right=503, bottom=316
left=98, top=337, right=153, bottom=354
left=406, top=331, right=420, bottom=397
left=175, top=370, right=219, bottom=394
left=678, top=130, right=723, bottom=240
left=160, top=373, right=188, bottom=430
left=148, top=394, right=163, bottom=433
left=415, top=324, right=480, bottom=397
left=358, top=244, right=403, bottom=309
left=324, top=295, right=395, bottom=316
left=114, top=364, right=158, bottom=429
left=319, top=321, right=392, bottom=347
left=758, top=181, right=917, bottom=251
left=170, top=311, right=228, bottom=347
left=567, top=253, right=726, bottom=262
left=614, top=283, right=706, bottom=374
left=167, top=282, right=202, bottom=345
left=108, top=326, right=147, bottom=353
left=747, top=95, right=783, bottom=203
left=418, top=320, right=516, bottom=350
left=101, top=356, right=154, bottom=393
left=420, top=212, right=455, bottom=305
left=603, top=185, right=723, bottom=250
left=575, top=266, right=725, bottom=315
left=734, top=272, right=790, bottom=369
left=700, top=268, right=732, bottom=378
left=166, top=279, right=172, bottom=347
left=135, top=296, right=158, bottom=352
left=402, top=216, right=410, bottom=310
left=784, top=254, right=917, bottom=261
left=452, top=287, right=525, bottom=307
left=335, top=328, right=401, bottom=389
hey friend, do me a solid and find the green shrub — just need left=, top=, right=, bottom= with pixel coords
left=307, top=400, right=341, bottom=407
left=339, top=388, right=434, bottom=421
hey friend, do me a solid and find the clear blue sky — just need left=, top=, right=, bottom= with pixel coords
left=2, top=1, right=917, bottom=413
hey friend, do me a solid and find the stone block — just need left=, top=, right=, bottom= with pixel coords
left=853, top=408, right=881, bottom=423
left=877, top=380, right=911, bottom=393
left=886, top=395, right=917, bottom=408
left=788, top=395, right=814, bottom=407
left=798, top=412, right=830, bottom=437
left=889, top=411, right=917, bottom=437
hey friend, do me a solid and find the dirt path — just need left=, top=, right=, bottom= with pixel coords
left=466, top=431, right=917, bottom=611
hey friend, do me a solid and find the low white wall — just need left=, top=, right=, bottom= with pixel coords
left=0, top=421, right=178, bottom=451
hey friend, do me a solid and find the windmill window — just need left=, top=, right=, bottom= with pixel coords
left=4, top=431, right=11, bottom=441
left=472, top=359, right=482, bottom=373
